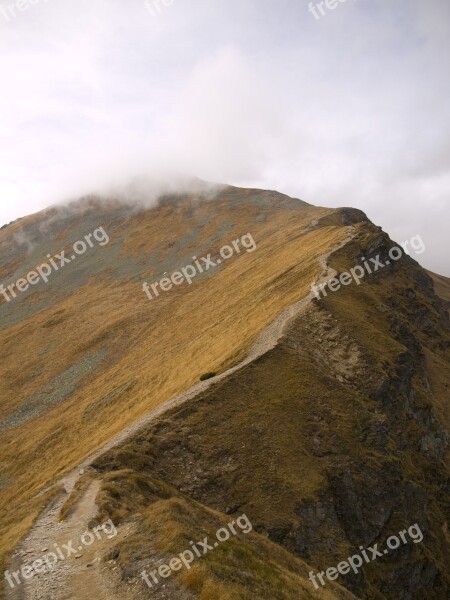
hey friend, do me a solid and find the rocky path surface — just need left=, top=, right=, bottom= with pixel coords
left=5, top=226, right=355, bottom=600
left=6, top=480, right=138, bottom=600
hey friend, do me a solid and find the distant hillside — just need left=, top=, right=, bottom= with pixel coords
left=427, top=269, right=450, bottom=313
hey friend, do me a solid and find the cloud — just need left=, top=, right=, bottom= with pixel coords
left=0, top=0, right=448, bottom=274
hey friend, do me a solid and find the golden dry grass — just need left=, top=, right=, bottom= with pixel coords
left=3, top=192, right=447, bottom=599
left=94, top=473, right=357, bottom=600
left=90, top=217, right=450, bottom=600
left=0, top=192, right=346, bottom=596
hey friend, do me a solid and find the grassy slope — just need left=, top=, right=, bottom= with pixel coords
left=0, top=189, right=347, bottom=596
left=427, top=270, right=450, bottom=313
left=92, top=221, right=450, bottom=599
left=90, top=469, right=357, bottom=600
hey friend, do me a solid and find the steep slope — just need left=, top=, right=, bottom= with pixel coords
left=0, top=186, right=347, bottom=597
left=4, top=225, right=357, bottom=600
left=427, top=270, right=450, bottom=314
left=91, top=217, right=450, bottom=599
left=1, top=187, right=449, bottom=600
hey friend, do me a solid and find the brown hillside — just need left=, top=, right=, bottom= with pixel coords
left=1, top=187, right=449, bottom=600
left=1, top=187, right=346, bottom=598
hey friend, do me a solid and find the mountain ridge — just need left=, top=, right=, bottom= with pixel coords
left=1, top=186, right=449, bottom=600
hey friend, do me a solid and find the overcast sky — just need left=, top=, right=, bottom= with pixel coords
left=0, top=0, right=448, bottom=274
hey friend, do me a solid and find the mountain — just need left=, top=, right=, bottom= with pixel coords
left=1, top=185, right=449, bottom=600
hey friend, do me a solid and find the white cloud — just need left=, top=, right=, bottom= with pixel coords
left=0, top=0, right=448, bottom=274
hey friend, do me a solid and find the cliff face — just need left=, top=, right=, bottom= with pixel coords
left=1, top=188, right=449, bottom=600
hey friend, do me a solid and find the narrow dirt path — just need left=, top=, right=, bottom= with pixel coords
left=5, top=226, right=355, bottom=600
left=6, top=481, right=141, bottom=600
